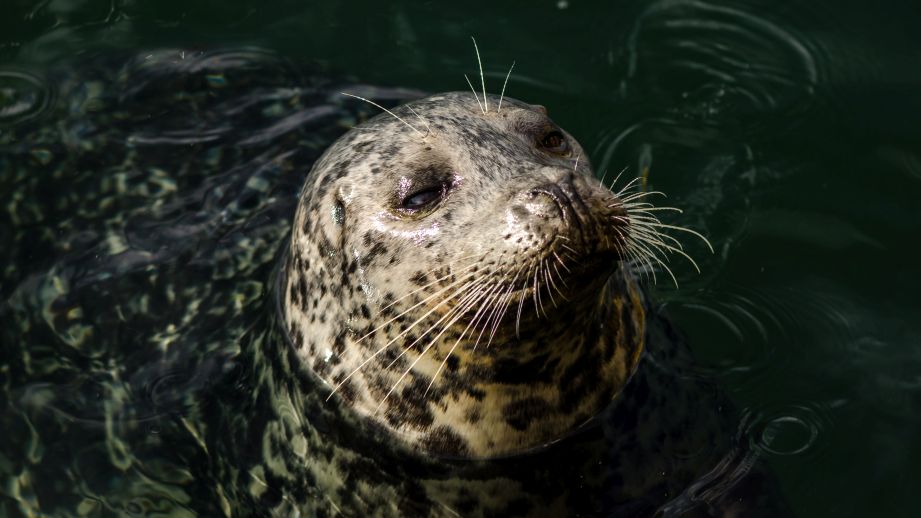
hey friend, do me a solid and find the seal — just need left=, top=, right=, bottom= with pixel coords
left=282, top=91, right=653, bottom=458
left=0, top=48, right=787, bottom=517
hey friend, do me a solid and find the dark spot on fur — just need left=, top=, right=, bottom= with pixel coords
left=365, top=242, right=387, bottom=261
left=503, top=396, right=551, bottom=431
left=492, top=352, right=557, bottom=385
left=560, top=350, right=602, bottom=413
left=409, top=271, right=427, bottom=286
left=333, top=330, right=347, bottom=355
left=312, top=358, right=331, bottom=376
left=387, top=377, right=435, bottom=429
left=466, top=386, right=486, bottom=401
left=421, top=425, right=469, bottom=456
left=332, top=373, right=357, bottom=404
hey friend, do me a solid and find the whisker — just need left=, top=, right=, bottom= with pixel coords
left=626, top=236, right=677, bottom=287
left=610, top=167, right=628, bottom=190
left=622, top=237, right=657, bottom=284
left=464, top=74, right=485, bottom=114
left=475, top=284, right=512, bottom=350
left=619, top=205, right=683, bottom=213
left=471, top=36, right=488, bottom=113
left=375, top=253, right=483, bottom=312
left=629, top=227, right=701, bottom=274
left=341, top=92, right=424, bottom=139
left=470, top=279, right=512, bottom=350
left=423, top=292, right=491, bottom=398
left=614, top=176, right=642, bottom=196
left=468, top=261, right=527, bottom=350
left=552, top=251, right=571, bottom=274
left=515, top=264, right=530, bottom=338
left=485, top=261, right=530, bottom=346
left=629, top=222, right=687, bottom=251
left=620, top=190, right=666, bottom=203
left=497, top=61, right=516, bottom=114
left=544, top=260, right=568, bottom=303
left=378, top=282, right=493, bottom=412
left=406, top=105, right=433, bottom=136
left=551, top=261, right=567, bottom=290
left=326, top=272, right=484, bottom=400
left=354, top=259, right=482, bottom=344
left=558, top=242, right=577, bottom=255
left=485, top=282, right=518, bottom=348
left=627, top=218, right=714, bottom=253
left=532, top=264, right=547, bottom=319
left=384, top=277, right=491, bottom=371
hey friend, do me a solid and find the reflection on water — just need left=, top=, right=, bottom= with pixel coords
left=2, top=0, right=921, bottom=516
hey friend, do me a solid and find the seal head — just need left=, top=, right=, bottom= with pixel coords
left=283, top=91, right=645, bottom=458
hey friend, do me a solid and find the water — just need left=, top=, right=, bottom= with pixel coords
left=2, top=0, right=921, bottom=516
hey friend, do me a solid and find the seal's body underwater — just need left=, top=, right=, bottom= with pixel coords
left=0, top=50, right=783, bottom=516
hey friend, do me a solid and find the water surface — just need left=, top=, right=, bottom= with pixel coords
left=3, top=1, right=921, bottom=516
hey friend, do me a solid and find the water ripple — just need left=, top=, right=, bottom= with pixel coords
left=621, top=0, right=822, bottom=129
left=0, top=69, right=53, bottom=125
left=668, top=285, right=788, bottom=388
left=740, top=402, right=831, bottom=458
left=592, top=1, right=830, bottom=240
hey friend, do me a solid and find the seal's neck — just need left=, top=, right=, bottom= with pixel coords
left=284, top=262, right=646, bottom=458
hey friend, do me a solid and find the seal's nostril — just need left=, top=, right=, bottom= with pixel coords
left=523, top=184, right=571, bottom=220
left=524, top=192, right=560, bottom=219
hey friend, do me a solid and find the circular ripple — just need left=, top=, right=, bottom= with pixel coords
left=620, top=0, right=823, bottom=130
left=758, top=415, right=818, bottom=456
left=668, top=285, right=795, bottom=389
left=741, top=403, right=829, bottom=458
left=0, top=70, right=53, bottom=125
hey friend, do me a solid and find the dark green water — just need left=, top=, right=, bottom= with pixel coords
left=2, top=0, right=921, bottom=516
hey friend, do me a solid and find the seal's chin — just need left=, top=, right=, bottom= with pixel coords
left=562, top=251, right=622, bottom=293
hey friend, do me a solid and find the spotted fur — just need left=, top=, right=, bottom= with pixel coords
left=283, top=92, right=647, bottom=458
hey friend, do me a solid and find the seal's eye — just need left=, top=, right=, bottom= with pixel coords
left=402, top=186, right=443, bottom=211
left=538, top=130, right=570, bottom=156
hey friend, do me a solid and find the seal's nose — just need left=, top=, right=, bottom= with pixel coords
left=522, top=183, right=572, bottom=221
